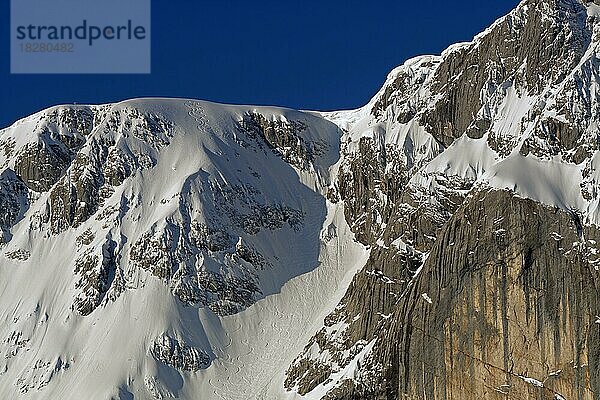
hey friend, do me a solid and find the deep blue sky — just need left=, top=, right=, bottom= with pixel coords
left=0, top=0, right=518, bottom=128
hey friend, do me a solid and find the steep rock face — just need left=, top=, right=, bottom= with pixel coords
left=10, top=107, right=94, bottom=192
left=336, top=137, right=410, bottom=244
left=308, top=189, right=600, bottom=400
left=421, top=0, right=591, bottom=145
left=362, top=0, right=600, bottom=165
left=45, top=139, right=110, bottom=234
left=370, top=56, right=440, bottom=123
left=287, top=136, right=468, bottom=396
left=238, top=111, right=330, bottom=171
left=285, top=244, right=421, bottom=395
left=0, top=170, right=29, bottom=243
left=13, top=142, right=73, bottom=193
left=520, top=22, right=600, bottom=163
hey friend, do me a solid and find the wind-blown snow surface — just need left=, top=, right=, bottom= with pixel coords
left=0, top=99, right=369, bottom=399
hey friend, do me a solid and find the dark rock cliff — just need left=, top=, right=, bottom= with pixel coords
left=373, top=189, right=600, bottom=400
left=300, top=189, right=600, bottom=400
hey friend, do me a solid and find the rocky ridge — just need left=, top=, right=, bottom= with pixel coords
left=285, top=1, right=600, bottom=399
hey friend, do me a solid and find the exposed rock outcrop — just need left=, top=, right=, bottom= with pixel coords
left=150, top=334, right=210, bottom=372
left=0, top=169, right=29, bottom=243
left=72, top=235, right=119, bottom=316
left=305, top=189, right=600, bottom=400
left=238, top=111, right=329, bottom=171
left=421, top=0, right=591, bottom=145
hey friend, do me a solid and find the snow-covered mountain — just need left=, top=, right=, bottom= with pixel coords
left=2, top=0, right=600, bottom=399
left=0, top=99, right=370, bottom=399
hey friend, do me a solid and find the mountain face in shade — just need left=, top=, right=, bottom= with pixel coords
left=2, top=1, right=600, bottom=399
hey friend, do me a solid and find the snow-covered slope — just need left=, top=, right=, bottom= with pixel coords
left=3, top=0, right=600, bottom=399
left=0, top=99, right=370, bottom=399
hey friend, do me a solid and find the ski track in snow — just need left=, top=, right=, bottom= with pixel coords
left=185, top=101, right=212, bottom=132
left=199, top=196, right=359, bottom=400
left=185, top=99, right=324, bottom=399
left=4, top=2, right=600, bottom=398
left=205, top=197, right=320, bottom=400
left=0, top=97, right=358, bottom=400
